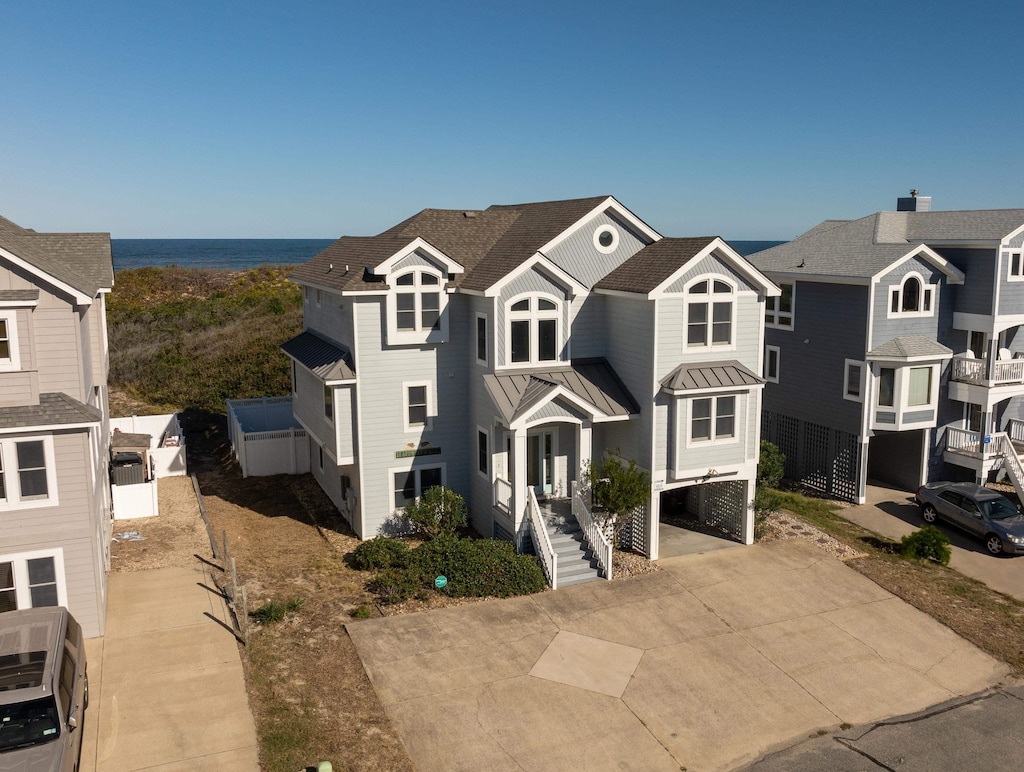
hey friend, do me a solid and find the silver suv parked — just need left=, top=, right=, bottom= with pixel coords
left=0, top=607, right=88, bottom=771
left=915, top=482, right=1024, bottom=556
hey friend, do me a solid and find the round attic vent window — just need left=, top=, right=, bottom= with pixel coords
left=594, top=225, right=619, bottom=253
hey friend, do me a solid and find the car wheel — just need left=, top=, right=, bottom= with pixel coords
left=922, top=505, right=938, bottom=524
left=985, top=534, right=1004, bottom=556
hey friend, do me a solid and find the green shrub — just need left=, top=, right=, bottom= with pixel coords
left=757, top=441, right=786, bottom=489
left=250, top=597, right=304, bottom=624
left=350, top=604, right=373, bottom=619
left=400, top=486, right=467, bottom=539
left=901, top=526, right=952, bottom=565
left=752, top=486, right=784, bottom=540
left=409, top=537, right=546, bottom=598
left=368, top=569, right=421, bottom=605
left=351, top=537, right=411, bottom=571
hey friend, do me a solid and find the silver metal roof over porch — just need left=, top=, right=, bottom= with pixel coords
left=483, top=358, right=639, bottom=426
left=280, top=330, right=356, bottom=382
left=660, top=360, right=764, bottom=394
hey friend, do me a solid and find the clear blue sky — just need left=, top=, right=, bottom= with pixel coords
left=2, top=1, right=1022, bottom=239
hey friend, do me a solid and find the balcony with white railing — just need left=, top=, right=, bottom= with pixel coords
left=950, top=354, right=1024, bottom=387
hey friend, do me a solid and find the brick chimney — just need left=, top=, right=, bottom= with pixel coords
left=897, top=189, right=932, bottom=212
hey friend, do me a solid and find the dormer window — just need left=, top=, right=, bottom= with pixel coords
left=508, top=295, right=561, bottom=365
left=888, top=272, right=935, bottom=317
left=386, top=267, right=449, bottom=345
left=1007, top=249, right=1024, bottom=281
left=685, top=278, right=734, bottom=349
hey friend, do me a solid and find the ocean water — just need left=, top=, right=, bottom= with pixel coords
left=111, top=239, right=335, bottom=272
left=111, top=238, right=784, bottom=272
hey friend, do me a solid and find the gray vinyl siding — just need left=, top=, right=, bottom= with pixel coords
left=569, top=292, right=606, bottom=360
left=495, top=267, right=572, bottom=368
left=0, top=429, right=106, bottom=637
left=935, top=248, right=994, bottom=317
left=465, top=294, right=501, bottom=537
left=393, top=250, right=445, bottom=273
left=531, top=399, right=588, bottom=423
left=353, top=296, right=470, bottom=538
left=601, top=295, right=654, bottom=468
left=33, top=300, right=84, bottom=402
left=302, top=286, right=355, bottom=353
left=763, top=280, right=867, bottom=436
left=335, top=385, right=356, bottom=462
left=0, top=372, right=35, bottom=407
left=998, top=250, right=1024, bottom=316
left=870, top=258, right=948, bottom=346
left=903, top=409, right=934, bottom=423
left=663, top=253, right=760, bottom=294
left=672, top=392, right=752, bottom=473
left=293, top=365, right=338, bottom=450
left=543, top=211, right=650, bottom=288
left=655, top=293, right=762, bottom=380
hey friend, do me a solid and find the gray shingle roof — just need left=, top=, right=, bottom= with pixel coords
left=0, top=289, right=40, bottom=303
left=867, top=335, right=953, bottom=360
left=594, top=237, right=717, bottom=293
left=0, top=215, right=113, bottom=296
left=660, top=361, right=764, bottom=392
left=289, top=197, right=613, bottom=294
left=750, top=208, right=1024, bottom=281
left=0, top=393, right=103, bottom=430
left=280, top=330, right=355, bottom=380
left=483, top=358, right=639, bottom=425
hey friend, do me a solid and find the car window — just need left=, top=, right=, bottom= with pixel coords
left=938, top=491, right=962, bottom=507
left=980, top=497, right=1018, bottom=520
left=58, top=651, right=74, bottom=719
left=961, top=497, right=979, bottom=515
left=0, top=696, right=60, bottom=751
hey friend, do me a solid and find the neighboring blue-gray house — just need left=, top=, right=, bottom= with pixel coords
left=0, top=215, right=113, bottom=637
left=283, top=196, right=779, bottom=582
left=749, top=194, right=1024, bottom=504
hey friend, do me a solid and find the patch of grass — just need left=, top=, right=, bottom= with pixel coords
left=350, top=604, right=373, bottom=619
left=250, top=597, right=304, bottom=624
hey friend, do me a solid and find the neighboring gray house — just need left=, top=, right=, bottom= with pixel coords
left=283, top=196, right=779, bottom=580
left=750, top=194, right=1024, bottom=504
left=0, top=215, right=113, bottom=637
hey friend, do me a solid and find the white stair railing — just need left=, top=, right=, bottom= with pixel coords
left=1007, top=419, right=1024, bottom=445
left=527, top=488, right=557, bottom=589
left=993, top=433, right=1024, bottom=504
left=493, top=477, right=512, bottom=514
left=571, top=481, right=612, bottom=580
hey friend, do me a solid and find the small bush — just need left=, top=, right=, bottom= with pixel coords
left=757, top=441, right=786, bottom=489
left=901, top=526, right=952, bottom=565
left=752, top=486, right=784, bottom=540
left=409, top=537, right=546, bottom=598
left=351, top=537, right=411, bottom=571
left=369, top=569, right=420, bottom=605
left=250, top=597, right=304, bottom=624
left=400, top=486, right=468, bottom=539
left=350, top=604, right=373, bottom=619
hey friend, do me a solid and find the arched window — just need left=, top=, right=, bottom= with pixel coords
left=889, top=272, right=934, bottom=317
left=685, top=278, right=734, bottom=348
left=901, top=276, right=920, bottom=312
left=394, top=269, right=441, bottom=332
left=508, top=295, right=560, bottom=364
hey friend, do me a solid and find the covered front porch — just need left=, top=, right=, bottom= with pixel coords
left=483, top=360, right=643, bottom=588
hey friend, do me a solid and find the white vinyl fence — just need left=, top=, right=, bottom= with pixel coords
left=110, top=413, right=187, bottom=477
left=227, top=397, right=309, bottom=477
left=111, top=481, right=159, bottom=520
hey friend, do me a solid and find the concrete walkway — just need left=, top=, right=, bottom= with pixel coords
left=842, top=484, right=1024, bottom=600
left=347, top=540, right=1008, bottom=772
left=81, top=562, right=259, bottom=771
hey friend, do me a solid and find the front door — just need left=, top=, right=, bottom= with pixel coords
left=527, top=431, right=554, bottom=496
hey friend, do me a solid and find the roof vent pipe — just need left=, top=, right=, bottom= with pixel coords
left=897, top=189, right=932, bottom=212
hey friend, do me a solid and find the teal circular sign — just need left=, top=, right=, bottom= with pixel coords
left=435, top=575, right=448, bottom=589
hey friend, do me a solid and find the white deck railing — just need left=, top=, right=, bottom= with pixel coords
left=993, top=357, right=1024, bottom=385
left=1008, top=419, right=1024, bottom=444
left=951, top=355, right=1024, bottom=386
left=527, top=488, right=557, bottom=589
left=945, top=427, right=984, bottom=457
left=951, top=357, right=986, bottom=384
left=493, top=477, right=512, bottom=514
left=571, top=481, right=612, bottom=580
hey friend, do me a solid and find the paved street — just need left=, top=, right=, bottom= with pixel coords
left=843, top=484, right=1024, bottom=600
left=81, top=563, right=259, bottom=771
left=348, top=539, right=1009, bottom=772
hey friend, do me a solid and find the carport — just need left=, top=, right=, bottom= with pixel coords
left=868, top=429, right=926, bottom=491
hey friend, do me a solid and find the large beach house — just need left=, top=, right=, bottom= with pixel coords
left=282, top=196, right=779, bottom=579
left=0, top=215, right=113, bottom=637
left=750, top=194, right=1024, bottom=507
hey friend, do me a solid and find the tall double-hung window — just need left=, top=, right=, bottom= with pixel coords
left=0, top=437, right=56, bottom=510
left=686, top=278, right=734, bottom=348
left=508, top=295, right=560, bottom=365
left=395, top=270, right=441, bottom=333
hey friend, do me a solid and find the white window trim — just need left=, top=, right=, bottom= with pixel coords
left=684, top=393, right=741, bottom=448
left=0, top=548, right=67, bottom=609
left=0, top=310, right=21, bottom=372
left=476, top=426, right=490, bottom=480
left=324, top=384, right=334, bottom=421
left=683, top=275, right=737, bottom=352
left=0, top=435, right=59, bottom=511
left=403, top=380, right=434, bottom=433
left=593, top=224, right=620, bottom=254
left=505, top=293, right=563, bottom=366
left=887, top=271, right=936, bottom=318
left=764, top=345, right=780, bottom=384
left=388, top=463, right=447, bottom=513
left=1006, top=249, right=1024, bottom=282
left=843, top=359, right=865, bottom=402
left=764, top=281, right=795, bottom=329
left=475, top=312, right=488, bottom=367
left=386, top=266, right=450, bottom=346
left=870, top=363, right=941, bottom=430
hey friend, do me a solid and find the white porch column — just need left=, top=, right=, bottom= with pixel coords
left=579, top=421, right=592, bottom=480
left=741, top=478, right=754, bottom=545
left=647, top=488, right=660, bottom=560
left=511, top=428, right=528, bottom=535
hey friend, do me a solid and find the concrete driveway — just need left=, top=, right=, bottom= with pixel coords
left=843, top=484, right=1024, bottom=601
left=347, top=540, right=1008, bottom=772
left=80, top=562, right=259, bottom=771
